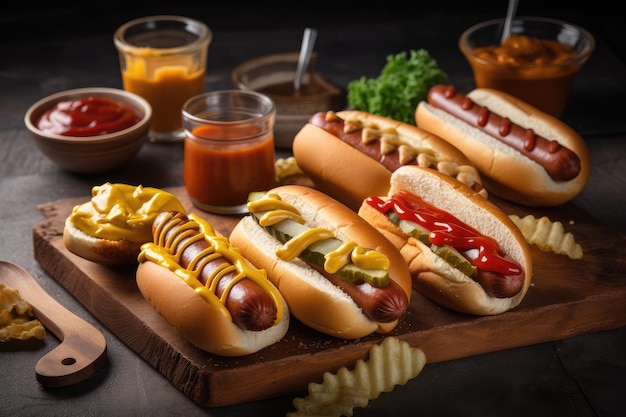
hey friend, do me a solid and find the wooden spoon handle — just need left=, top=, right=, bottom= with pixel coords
left=0, top=260, right=108, bottom=387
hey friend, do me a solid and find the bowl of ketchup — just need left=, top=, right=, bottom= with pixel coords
left=459, top=16, right=595, bottom=117
left=24, top=87, right=152, bottom=173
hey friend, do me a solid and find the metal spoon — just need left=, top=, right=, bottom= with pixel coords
left=294, top=27, right=318, bottom=92
left=500, top=0, right=520, bottom=44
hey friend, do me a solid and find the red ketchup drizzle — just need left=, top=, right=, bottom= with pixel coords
left=499, top=117, right=512, bottom=136
left=366, top=191, right=522, bottom=276
left=523, top=129, right=536, bottom=152
left=36, top=96, right=141, bottom=137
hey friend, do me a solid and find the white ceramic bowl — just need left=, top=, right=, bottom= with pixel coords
left=24, top=87, right=152, bottom=173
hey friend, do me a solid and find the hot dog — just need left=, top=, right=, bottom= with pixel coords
left=228, top=185, right=412, bottom=339
left=415, top=85, right=591, bottom=206
left=136, top=211, right=289, bottom=356
left=63, top=182, right=187, bottom=265
left=358, top=165, right=533, bottom=316
left=292, top=110, right=486, bottom=211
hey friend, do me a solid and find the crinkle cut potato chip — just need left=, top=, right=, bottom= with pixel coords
left=0, top=283, right=46, bottom=343
left=287, top=337, right=426, bottom=417
left=509, top=214, right=583, bottom=259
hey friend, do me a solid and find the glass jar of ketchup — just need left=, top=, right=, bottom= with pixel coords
left=182, top=90, right=276, bottom=214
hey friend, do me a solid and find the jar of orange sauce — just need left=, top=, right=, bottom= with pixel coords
left=114, top=16, right=212, bottom=142
left=459, top=17, right=595, bottom=116
left=182, top=90, right=276, bottom=214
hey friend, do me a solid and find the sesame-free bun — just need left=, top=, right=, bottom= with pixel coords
left=63, top=217, right=141, bottom=265
left=416, top=87, right=590, bottom=206
left=136, top=261, right=290, bottom=357
left=358, top=165, right=533, bottom=315
left=229, top=185, right=412, bottom=339
left=292, top=110, right=484, bottom=211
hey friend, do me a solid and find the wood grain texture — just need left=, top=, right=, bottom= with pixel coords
left=0, top=260, right=108, bottom=387
left=32, top=186, right=626, bottom=407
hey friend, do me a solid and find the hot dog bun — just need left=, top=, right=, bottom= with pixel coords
left=63, top=218, right=142, bottom=265
left=358, top=166, right=533, bottom=315
left=63, top=182, right=187, bottom=266
left=136, top=262, right=289, bottom=357
left=136, top=212, right=289, bottom=357
left=229, top=185, right=412, bottom=339
left=292, top=110, right=485, bottom=211
left=415, top=85, right=591, bottom=206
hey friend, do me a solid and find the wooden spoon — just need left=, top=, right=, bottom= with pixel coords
left=0, top=260, right=107, bottom=387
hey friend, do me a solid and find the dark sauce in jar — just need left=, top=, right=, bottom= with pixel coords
left=258, top=80, right=329, bottom=97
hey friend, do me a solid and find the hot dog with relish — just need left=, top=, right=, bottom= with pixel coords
left=229, top=185, right=412, bottom=339
left=358, top=166, right=533, bottom=315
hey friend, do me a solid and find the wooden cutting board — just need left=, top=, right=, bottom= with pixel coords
left=32, top=184, right=626, bottom=408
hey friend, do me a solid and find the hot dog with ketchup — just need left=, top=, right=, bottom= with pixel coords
left=136, top=211, right=289, bottom=356
left=229, top=185, right=412, bottom=339
left=415, top=85, right=591, bottom=206
left=358, top=166, right=533, bottom=316
left=292, top=110, right=486, bottom=211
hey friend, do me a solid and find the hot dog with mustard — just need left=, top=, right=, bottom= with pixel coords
left=292, top=110, right=486, bottom=211
left=136, top=211, right=289, bottom=356
left=229, top=185, right=412, bottom=339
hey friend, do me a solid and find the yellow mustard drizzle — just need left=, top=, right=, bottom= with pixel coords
left=248, top=192, right=390, bottom=277
left=68, top=182, right=186, bottom=242
left=328, top=111, right=485, bottom=196
left=323, top=241, right=389, bottom=273
left=349, top=245, right=391, bottom=270
left=138, top=212, right=284, bottom=325
left=324, top=240, right=358, bottom=273
left=276, top=227, right=335, bottom=261
left=259, top=209, right=305, bottom=226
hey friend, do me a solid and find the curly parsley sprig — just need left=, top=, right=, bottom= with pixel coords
left=347, top=49, right=448, bottom=125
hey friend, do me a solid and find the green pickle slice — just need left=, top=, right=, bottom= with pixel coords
left=248, top=192, right=389, bottom=286
left=387, top=211, right=476, bottom=276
